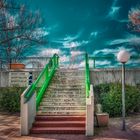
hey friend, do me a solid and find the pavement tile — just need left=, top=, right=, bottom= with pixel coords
left=0, top=112, right=139, bottom=140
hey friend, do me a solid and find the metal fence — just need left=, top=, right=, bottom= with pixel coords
left=89, top=56, right=140, bottom=69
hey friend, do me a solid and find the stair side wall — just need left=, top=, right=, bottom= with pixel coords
left=21, top=89, right=36, bottom=135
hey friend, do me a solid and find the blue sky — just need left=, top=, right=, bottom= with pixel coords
left=22, top=0, right=140, bottom=67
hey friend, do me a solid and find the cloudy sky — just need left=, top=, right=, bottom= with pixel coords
left=22, top=0, right=140, bottom=68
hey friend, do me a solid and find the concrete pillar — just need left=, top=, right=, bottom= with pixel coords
left=86, top=84, right=94, bottom=136
left=20, top=86, right=36, bottom=135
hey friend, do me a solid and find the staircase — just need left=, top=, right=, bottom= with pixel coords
left=30, top=69, right=86, bottom=134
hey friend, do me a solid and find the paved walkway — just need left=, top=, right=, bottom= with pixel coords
left=0, top=112, right=140, bottom=140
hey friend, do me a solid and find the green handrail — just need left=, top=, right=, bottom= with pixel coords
left=89, top=56, right=140, bottom=60
left=85, top=53, right=90, bottom=98
left=89, top=55, right=140, bottom=68
left=24, top=54, right=59, bottom=109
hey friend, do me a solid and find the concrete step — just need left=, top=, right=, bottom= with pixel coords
left=33, top=121, right=85, bottom=127
left=56, top=69, right=84, bottom=73
left=40, top=102, right=86, bottom=107
left=31, top=115, right=86, bottom=134
left=37, top=110, right=86, bottom=116
left=45, top=90, right=85, bottom=94
left=41, top=97, right=86, bottom=102
left=48, top=83, right=85, bottom=87
left=55, top=71, right=85, bottom=76
left=40, top=102, right=86, bottom=106
left=47, top=86, right=85, bottom=90
left=58, top=68, right=83, bottom=70
left=38, top=106, right=86, bottom=111
left=30, top=127, right=85, bottom=134
left=43, top=95, right=86, bottom=99
left=46, top=89, right=85, bottom=93
left=43, top=94, right=85, bottom=98
left=53, top=76, right=85, bottom=80
left=52, top=76, right=85, bottom=81
left=51, top=79, right=85, bottom=84
left=47, top=87, right=85, bottom=91
left=55, top=73, right=84, bottom=77
left=35, top=115, right=85, bottom=121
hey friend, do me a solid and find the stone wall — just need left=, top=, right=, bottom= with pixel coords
left=1, top=68, right=140, bottom=87
left=0, top=70, right=41, bottom=87
left=90, top=68, right=140, bottom=86
left=0, top=71, right=9, bottom=87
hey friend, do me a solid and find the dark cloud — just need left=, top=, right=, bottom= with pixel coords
left=20, top=0, right=140, bottom=67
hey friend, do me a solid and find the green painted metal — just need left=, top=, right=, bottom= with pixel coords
left=24, top=54, right=59, bottom=110
left=89, top=56, right=114, bottom=60
left=89, top=55, right=140, bottom=68
left=89, top=55, right=140, bottom=60
left=85, top=53, right=90, bottom=98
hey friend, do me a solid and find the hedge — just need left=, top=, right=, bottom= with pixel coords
left=94, top=83, right=140, bottom=117
left=0, top=87, right=25, bottom=112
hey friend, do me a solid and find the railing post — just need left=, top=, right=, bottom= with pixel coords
left=46, top=66, right=48, bottom=80
left=51, top=57, right=53, bottom=68
left=56, top=55, right=59, bottom=68
left=55, top=54, right=57, bottom=67
left=93, top=59, right=96, bottom=69
left=85, top=53, right=90, bottom=97
left=53, top=55, right=56, bottom=67
left=53, top=54, right=59, bottom=68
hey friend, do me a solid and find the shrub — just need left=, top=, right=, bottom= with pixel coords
left=0, top=87, right=25, bottom=112
left=94, top=83, right=140, bottom=117
left=137, top=84, right=140, bottom=90
left=94, top=83, right=111, bottom=104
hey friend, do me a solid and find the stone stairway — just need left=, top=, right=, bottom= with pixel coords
left=31, top=69, right=86, bottom=134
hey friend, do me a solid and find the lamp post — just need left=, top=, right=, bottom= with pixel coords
left=117, top=50, right=130, bottom=131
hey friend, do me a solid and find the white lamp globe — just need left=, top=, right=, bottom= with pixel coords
left=117, top=50, right=130, bottom=63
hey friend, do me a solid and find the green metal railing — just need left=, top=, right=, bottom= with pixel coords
left=24, top=54, right=59, bottom=109
left=85, top=53, right=90, bottom=98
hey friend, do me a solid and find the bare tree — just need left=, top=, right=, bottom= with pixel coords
left=0, top=0, right=47, bottom=67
